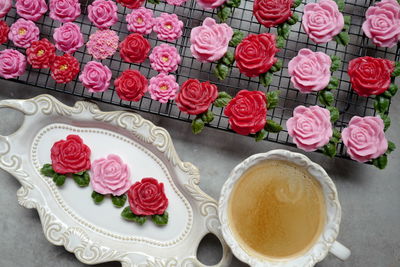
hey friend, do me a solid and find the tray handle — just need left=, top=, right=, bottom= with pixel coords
left=0, top=98, right=37, bottom=116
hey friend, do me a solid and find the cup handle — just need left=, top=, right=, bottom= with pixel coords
left=329, top=241, right=351, bottom=261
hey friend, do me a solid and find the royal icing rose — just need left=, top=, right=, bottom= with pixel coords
left=50, top=54, right=80, bottom=83
left=90, top=154, right=131, bottom=196
left=126, top=7, right=154, bottom=35
left=196, top=0, right=225, bottom=9
left=175, top=79, right=218, bottom=115
left=115, top=69, right=148, bottom=102
left=79, top=61, right=112, bottom=93
left=362, top=0, right=400, bottom=48
left=0, top=49, right=26, bottom=79
left=342, top=116, right=388, bottom=162
left=286, top=105, right=332, bottom=151
left=26, top=38, right=56, bottom=69
left=86, top=29, right=119, bottom=60
left=148, top=73, right=179, bottom=103
left=0, top=20, right=9, bottom=44
left=116, top=0, right=145, bottom=9
left=119, top=33, right=151, bottom=64
left=288, top=48, right=332, bottom=93
left=16, top=0, right=48, bottom=22
left=49, top=0, right=81, bottom=23
left=254, top=0, right=293, bottom=28
left=0, top=0, right=11, bottom=18
left=302, top=0, right=344, bottom=44
left=190, top=17, right=233, bottom=63
left=224, top=90, right=267, bottom=135
left=166, top=0, right=187, bottom=6
left=149, top=44, right=181, bottom=73
left=53, top=22, right=84, bottom=54
left=8, top=18, right=40, bottom=48
left=128, top=178, right=168, bottom=216
left=348, top=56, right=394, bottom=97
left=153, top=13, right=183, bottom=42
left=235, top=33, right=279, bottom=77
left=88, top=0, right=118, bottom=29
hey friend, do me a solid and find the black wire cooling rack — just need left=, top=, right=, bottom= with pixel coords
left=0, top=0, right=399, bottom=160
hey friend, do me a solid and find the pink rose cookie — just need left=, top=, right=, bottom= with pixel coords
left=49, top=0, right=81, bottom=23
left=362, top=0, right=400, bottom=48
left=0, top=49, right=26, bottom=79
left=148, top=73, right=179, bottom=103
left=166, top=0, right=188, bottom=6
left=8, top=19, right=40, bottom=48
left=53, top=22, right=84, bottom=54
left=153, top=13, right=183, bottom=42
left=302, top=0, right=344, bottom=44
left=342, top=116, right=388, bottom=162
left=88, top=0, right=118, bottom=29
left=196, top=0, right=225, bottom=9
left=0, top=0, right=12, bottom=18
left=286, top=105, right=332, bottom=152
left=149, top=44, right=181, bottom=73
left=86, top=29, right=119, bottom=60
left=79, top=61, right=112, bottom=93
left=126, top=7, right=154, bottom=35
left=16, top=0, right=48, bottom=22
left=190, top=17, right=233, bottom=63
left=288, top=48, right=332, bottom=93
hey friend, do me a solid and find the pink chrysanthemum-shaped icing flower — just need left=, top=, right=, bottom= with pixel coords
left=149, top=43, right=181, bottom=73
left=153, top=13, right=183, bottom=42
left=148, top=73, right=179, bottom=103
left=49, top=0, right=81, bottom=23
left=88, top=0, right=118, bottom=29
left=53, top=22, right=84, bottom=54
left=0, top=49, right=27, bottom=79
left=86, top=29, right=119, bottom=60
left=79, top=61, right=112, bottom=93
left=0, top=0, right=12, bottom=19
left=167, top=0, right=188, bottom=6
left=126, top=7, right=154, bottom=35
left=8, top=18, right=40, bottom=48
left=16, top=0, right=48, bottom=22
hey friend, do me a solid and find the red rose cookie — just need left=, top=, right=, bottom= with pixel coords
left=116, top=0, right=145, bottom=9
left=115, top=69, right=148, bottom=102
left=50, top=54, right=80, bottom=83
left=254, top=0, right=293, bottom=28
left=26, top=38, right=56, bottom=69
left=0, top=20, right=9, bottom=44
left=119, top=33, right=151, bottom=64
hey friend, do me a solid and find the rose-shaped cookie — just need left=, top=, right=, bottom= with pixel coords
left=86, top=29, right=119, bottom=60
left=128, top=178, right=168, bottom=216
left=126, top=7, right=154, bottom=35
left=0, top=20, right=9, bottom=44
left=153, top=13, right=183, bottom=42
left=149, top=44, right=181, bottom=73
left=16, top=0, right=48, bottom=22
left=348, top=56, right=394, bottom=97
left=175, top=79, right=218, bottom=115
left=53, top=22, right=84, bottom=54
left=196, top=0, right=225, bottom=9
left=116, top=0, right=145, bottom=9
left=302, top=0, right=344, bottom=44
left=0, top=0, right=11, bottom=18
left=288, top=48, right=332, bottom=93
left=235, top=33, right=279, bottom=77
left=49, top=0, right=81, bottom=23
left=148, top=73, right=179, bottom=103
left=79, top=61, right=112, bottom=93
left=88, top=0, right=118, bottom=29
left=254, top=0, right=293, bottom=28
left=362, top=0, right=400, bottom=48
left=90, top=154, right=131, bottom=196
left=115, top=69, right=148, bottom=102
left=50, top=54, right=80, bottom=83
left=167, top=0, right=187, bottom=6
left=119, top=33, right=151, bottom=63
left=26, top=38, right=56, bottom=69
left=8, top=18, right=40, bottom=48
left=190, top=17, right=233, bottom=63
left=0, top=49, right=26, bottom=79
left=342, top=116, right=388, bottom=162
left=286, top=105, right=332, bottom=151
left=224, top=90, right=267, bottom=135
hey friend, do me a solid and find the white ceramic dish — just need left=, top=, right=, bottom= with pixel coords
left=0, top=94, right=232, bottom=266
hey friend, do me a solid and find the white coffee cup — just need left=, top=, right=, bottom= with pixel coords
left=218, top=149, right=350, bottom=267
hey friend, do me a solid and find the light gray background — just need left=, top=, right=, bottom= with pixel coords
left=0, top=81, right=399, bottom=267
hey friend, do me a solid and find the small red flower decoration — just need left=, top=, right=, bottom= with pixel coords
left=0, top=20, right=9, bottom=45
left=26, top=38, right=56, bottom=69
left=114, top=69, right=148, bottom=101
left=116, top=0, right=145, bottom=9
left=50, top=54, right=80, bottom=83
left=253, top=0, right=293, bottom=28
left=119, top=33, right=151, bottom=64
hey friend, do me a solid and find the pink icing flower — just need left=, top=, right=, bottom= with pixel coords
left=302, top=0, right=344, bottom=44
left=286, top=105, right=332, bottom=152
left=0, top=0, right=12, bottom=18
left=196, top=0, right=225, bottom=9
left=0, top=49, right=26, bottom=79
left=8, top=18, right=40, bottom=48
left=342, top=116, right=388, bottom=162
left=53, top=22, right=84, bottom=54
left=86, top=29, right=119, bottom=60
left=149, top=44, right=181, bottom=73
left=153, top=13, right=183, bottom=42
left=88, top=0, right=118, bottom=29
left=148, top=73, right=179, bottom=103
left=49, top=0, right=81, bottom=23
left=288, top=48, right=332, bottom=93
left=79, top=61, right=112, bottom=93
left=16, top=0, right=48, bottom=22
left=166, top=0, right=188, bottom=6
left=362, top=0, right=400, bottom=48
left=126, top=7, right=154, bottom=35
left=190, top=17, right=233, bottom=63
left=90, top=154, right=131, bottom=196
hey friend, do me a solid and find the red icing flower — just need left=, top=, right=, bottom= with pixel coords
left=50, top=54, right=80, bottom=83
left=224, top=90, right=267, bottom=135
left=114, top=69, right=148, bottom=101
left=0, top=20, right=9, bottom=45
left=254, top=0, right=293, bottom=28
left=26, top=38, right=56, bottom=69
left=175, top=79, right=218, bottom=115
left=128, top=177, right=168, bottom=216
left=235, top=33, right=279, bottom=77
left=348, top=56, right=395, bottom=97
left=51, top=135, right=91, bottom=174
left=119, top=33, right=151, bottom=64
left=116, top=0, right=145, bottom=9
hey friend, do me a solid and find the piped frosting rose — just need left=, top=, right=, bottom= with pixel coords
left=126, top=7, right=154, bottom=35
left=53, top=22, right=84, bottom=54
left=254, top=0, right=293, bottom=28
left=167, top=0, right=188, bottom=6
left=0, top=49, right=26, bottom=79
left=49, top=0, right=81, bottom=23
left=149, top=73, right=179, bottom=103
left=79, top=61, right=112, bottom=93
left=149, top=44, right=181, bottom=73
left=50, top=54, right=80, bottom=83
left=196, top=0, right=225, bottom=9
left=115, top=69, right=148, bottom=102
left=0, top=0, right=12, bottom=18
left=88, top=0, right=118, bottom=29
left=0, top=20, right=9, bottom=44
left=119, top=33, right=151, bottom=63
left=26, top=38, right=56, bottom=69
left=16, top=0, right=48, bottom=22
left=116, top=0, right=145, bottom=9
left=8, top=18, right=40, bottom=48
left=86, top=29, right=119, bottom=60
left=153, top=13, right=183, bottom=42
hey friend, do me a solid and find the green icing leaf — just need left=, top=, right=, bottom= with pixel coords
left=217, top=6, right=231, bottom=22
left=265, top=120, right=283, bottom=133
left=201, top=110, right=215, bottom=124
left=374, top=96, right=390, bottom=114
left=259, top=72, right=273, bottom=87
left=276, top=35, right=286, bottom=48
left=387, top=141, right=396, bottom=154
left=344, top=15, right=351, bottom=26
left=270, top=59, right=283, bottom=73
left=333, top=128, right=342, bottom=139
left=152, top=212, right=169, bottom=226
left=92, top=191, right=105, bottom=204
left=266, top=90, right=280, bottom=109
left=293, top=0, right=302, bottom=8
left=335, top=0, right=345, bottom=12
left=322, top=143, right=336, bottom=158
left=214, top=63, right=230, bottom=80
left=72, top=171, right=90, bottom=187
left=327, top=77, right=339, bottom=90
left=147, top=0, right=160, bottom=4
left=392, top=62, right=400, bottom=77
left=112, top=194, right=127, bottom=208
left=53, top=173, right=66, bottom=186
left=372, top=154, right=388, bottom=170
left=318, top=90, right=334, bottom=106
left=229, top=30, right=244, bottom=47
left=327, top=106, right=339, bottom=122
left=381, top=115, right=391, bottom=131
left=255, top=129, right=268, bottom=142
left=192, top=117, right=205, bottom=134
left=334, top=32, right=350, bottom=46
left=277, top=23, right=291, bottom=39
left=287, top=13, right=299, bottom=25
left=221, top=51, right=235, bottom=65
left=330, top=55, right=342, bottom=72
left=214, top=91, right=232, bottom=107
left=121, top=207, right=147, bottom=225
left=225, top=0, right=241, bottom=8
left=40, top=164, right=55, bottom=177
left=388, top=84, right=398, bottom=97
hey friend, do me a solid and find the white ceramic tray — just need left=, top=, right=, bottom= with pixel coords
left=0, top=94, right=232, bottom=266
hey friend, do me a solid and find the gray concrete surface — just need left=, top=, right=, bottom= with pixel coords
left=0, top=80, right=399, bottom=267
